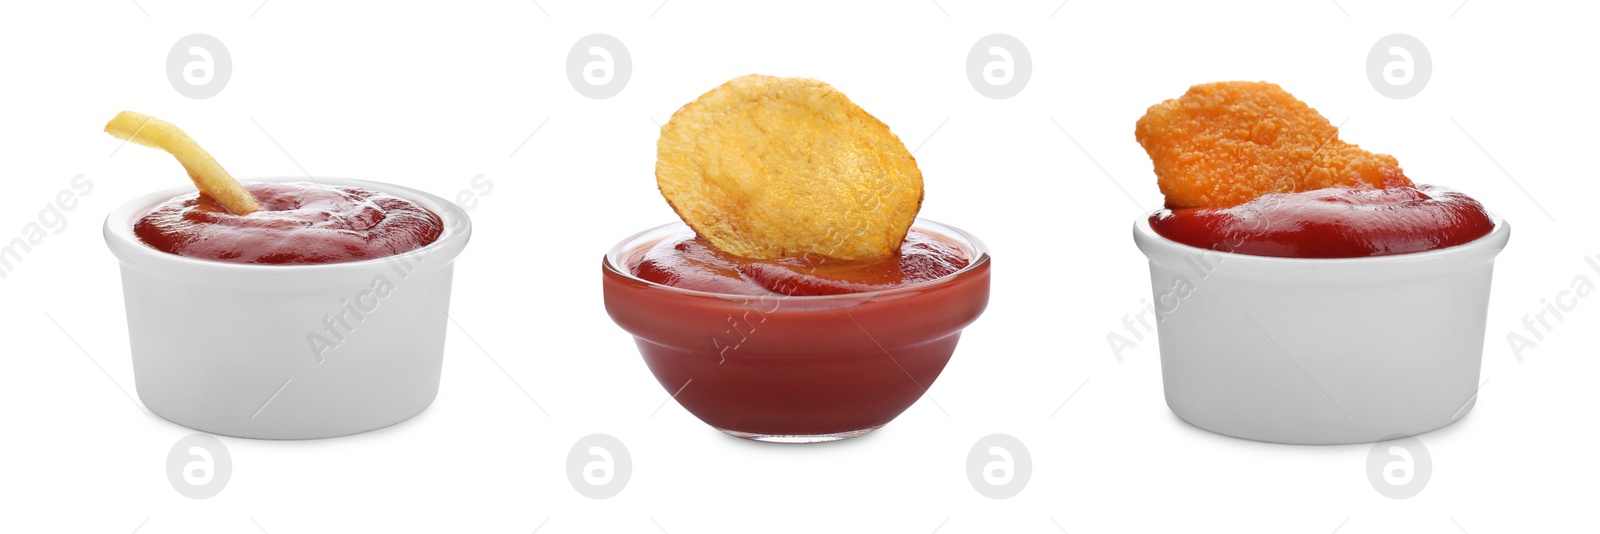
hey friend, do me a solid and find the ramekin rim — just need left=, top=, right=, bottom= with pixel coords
left=102, top=176, right=472, bottom=273
left=1131, top=212, right=1510, bottom=264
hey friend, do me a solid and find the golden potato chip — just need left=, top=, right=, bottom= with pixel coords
left=1135, top=81, right=1411, bottom=209
left=105, top=111, right=260, bottom=215
left=655, top=75, right=924, bottom=261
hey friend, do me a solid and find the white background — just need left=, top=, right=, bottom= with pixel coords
left=2, top=0, right=1596, bottom=532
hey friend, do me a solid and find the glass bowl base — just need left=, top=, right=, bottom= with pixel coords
left=716, top=424, right=884, bottom=444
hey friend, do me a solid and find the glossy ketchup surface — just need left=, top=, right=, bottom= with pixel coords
left=134, top=182, right=443, bottom=265
left=631, top=230, right=969, bottom=296
left=1150, top=185, right=1494, bottom=258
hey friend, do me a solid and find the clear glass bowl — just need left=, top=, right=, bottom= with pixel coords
left=602, top=219, right=991, bottom=443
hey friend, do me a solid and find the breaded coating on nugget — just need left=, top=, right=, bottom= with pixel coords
left=1135, top=81, right=1411, bottom=209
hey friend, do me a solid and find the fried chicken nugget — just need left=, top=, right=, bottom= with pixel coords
left=656, top=75, right=924, bottom=261
left=1135, top=81, right=1411, bottom=209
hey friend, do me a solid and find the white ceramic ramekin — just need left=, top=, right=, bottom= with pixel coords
left=104, top=177, right=471, bottom=439
left=1132, top=217, right=1510, bottom=445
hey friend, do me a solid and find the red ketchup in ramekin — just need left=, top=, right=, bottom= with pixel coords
left=134, top=182, right=442, bottom=265
left=1149, top=185, right=1495, bottom=258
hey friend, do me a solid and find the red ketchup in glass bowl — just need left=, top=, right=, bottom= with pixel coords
left=602, top=221, right=991, bottom=442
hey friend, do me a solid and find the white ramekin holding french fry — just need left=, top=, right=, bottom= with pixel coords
left=104, top=177, right=471, bottom=439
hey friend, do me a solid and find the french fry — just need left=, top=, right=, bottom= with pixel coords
left=105, top=111, right=260, bottom=215
left=656, top=75, right=924, bottom=261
